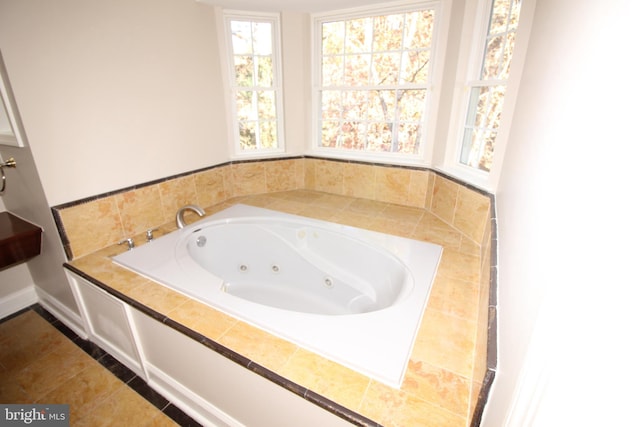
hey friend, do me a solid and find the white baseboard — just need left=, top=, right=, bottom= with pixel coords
left=35, top=287, right=87, bottom=339
left=0, top=285, right=38, bottom=320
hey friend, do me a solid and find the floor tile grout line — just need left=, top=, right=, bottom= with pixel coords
left=19, top=303, right=201, bottom=426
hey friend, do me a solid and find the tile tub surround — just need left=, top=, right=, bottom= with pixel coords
left=52, top=163, right=495, bottom=427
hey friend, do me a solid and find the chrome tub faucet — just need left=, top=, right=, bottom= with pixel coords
left=176, top=204, right=205, bottom=229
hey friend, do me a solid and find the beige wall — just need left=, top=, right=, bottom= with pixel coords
left=0, top=0, right=228, bottom=206
left=484, top=0, right=639, bottom=424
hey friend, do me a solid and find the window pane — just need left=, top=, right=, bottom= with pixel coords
left=404, top=11, right=434, bottom=49
left=489, top=0, right=511, bottom=35
left=343, top=90, right=368, bottom=120
left=236, top=91, right=256, bottom=121
left=368, top=90, right=396, bottom=121
left=231, top=21, right=253, bottom=54
left=345, top=18, right=372, bottom=53
left=322, top=21, right=345, bottom=55
left=259, top=121, right=277, bottom=148
left=373, top=14, right=404, bottom=51
left=510, top=0, right=522, bottom=29
left=397, top=123, right=422, bottom=154
left=257, top=91, right=276, bottom=119
left=344, top=54, right=371, bottom=86
left=252, top=22, right=272, bottom=55
left=460, top=85, right=505, bottom=170
left=372, top=53, right=400, bottom=85
left=321, top=90, right=342, bottom=119
left=321, top=121, right=341, bottom=147
left=256, top=56, right=273, bottom=86
left=366, top=122, right=393, bottom=151
left=239, top=121, right=257, bottom=150
left=397, top=89, right=426, bottom=121
left=234, top=56, right=254, bottom=86
left=322, top=56, right=344, bottom=86
left=340, top=121, right=367, bottom=150
left=459, top=128, right=496, bottom=171
left=401, top=50, right=430, bottom=83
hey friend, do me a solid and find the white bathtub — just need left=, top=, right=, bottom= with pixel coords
left=113, top=204, right=442, bottom=388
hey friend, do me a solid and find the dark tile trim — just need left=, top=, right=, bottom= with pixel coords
left=63, top=263, right=381, bottom=427
left=1, top=304, right=201, bottom=427
left=470, top=369, right=496, bottom=426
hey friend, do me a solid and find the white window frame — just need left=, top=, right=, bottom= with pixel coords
left=222, top=10, right=285, bottom=158
left=309, top=0, right=448, bottom=167
left=442, top=0, right=536, bottom=191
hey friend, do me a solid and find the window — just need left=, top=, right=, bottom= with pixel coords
left=224, top=13, right=284, bottom=155
left=458, top=0, right=522, bottom=172
left=313, top=3, right=440, bottom=160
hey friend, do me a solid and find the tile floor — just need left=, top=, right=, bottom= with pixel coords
left=0, top=305, right=200, bottom=426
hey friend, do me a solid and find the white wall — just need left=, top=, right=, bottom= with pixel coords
left=484, top=0, right=640, bottom=425
left=0, top=0, right=228, bottom=206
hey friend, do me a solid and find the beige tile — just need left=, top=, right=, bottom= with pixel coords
left=194, top=167, right=227, bottom=208
left=314, top=159, right=344, bottom=194
left=343, top=163, right=376, bottom=199
left=127, top=282, right=190, bottom=315
left=374, top=165, right=411, bottom=205
left=116, top=185, right=164, bottom=237
left=453, top=186, right=491, bottom=244
left=265, top=159, right=298, bottom=192
left=167, top=299, right=238, bottom=341
left=303, top=158, right=317, bottom=189
left=408, top=169, right=430, bottom=208
left=360, top=381, right=468, bottom=427
left=145, top=413, right=180, bottom=427
left=37, top=361, right=123, bottom=422
left=413, top=308, right=476, bottom=378
left=437, top=249, right=481, bottom=284
left=231, top=162, right=267, bottom=197
left=346, top=197, right=388, bottom=216
left=280, top=349, right=369, bottom=412
left=158, top=175, right=198, bottom=224
left=459, top=235, right=481, bottom=257
left=312, top=192, right=354, bottom=210
left=427, top=275, right=480, bottom=321
left=368, top=217, right=417, bottom=238
left=17, top=338, right=96, bottom=400
left=0, top=311, right=70, bottom=372
left=431, top=175, right=459, bottom=225
left=0, top=371, right=32, bottom=403
left=58, top=197, right=124, bottom=259
left=412, top=212, right=462, bottom=250
left=424, top=171, right=436, bottom=210
left=293, top=158, right=305, bottom=188
left=402, top=360, right=472, bottom=417
left=74, top=384, right=163, bottom=427
left=219, top=322, right=298, bottom=372
left=70, top=255, right=149, bottom=296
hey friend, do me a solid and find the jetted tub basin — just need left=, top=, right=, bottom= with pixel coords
left=113, top=204, right=442, bottom=388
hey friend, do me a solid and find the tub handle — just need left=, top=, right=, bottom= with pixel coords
left=0, top=157, right=17, bottom=195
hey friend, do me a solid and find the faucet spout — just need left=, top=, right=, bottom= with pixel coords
left=176, top=204, right=205, bottom=229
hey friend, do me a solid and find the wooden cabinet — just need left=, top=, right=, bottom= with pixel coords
left=0, top=211, right=41, bottom=270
